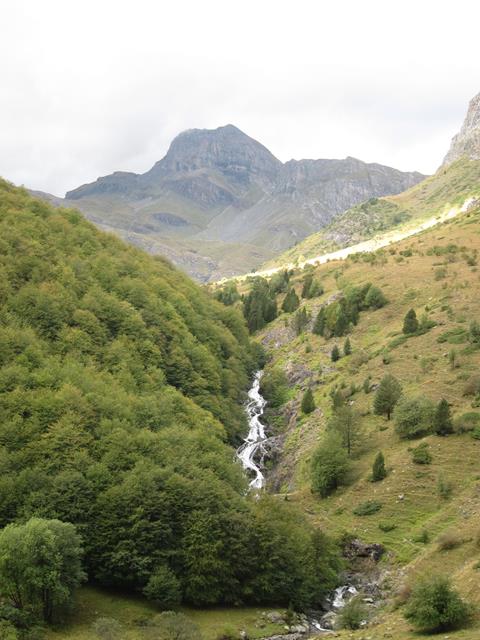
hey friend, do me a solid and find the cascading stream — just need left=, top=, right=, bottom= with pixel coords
left=237, top=371, right=267, bottom=490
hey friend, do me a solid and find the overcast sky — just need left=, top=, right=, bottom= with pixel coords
left=1, top=0, right=479, bottom=196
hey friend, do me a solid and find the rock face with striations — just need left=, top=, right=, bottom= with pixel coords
left=54, top=124, right=426, bottom=280
left=443, top=91, right=480, bottom=166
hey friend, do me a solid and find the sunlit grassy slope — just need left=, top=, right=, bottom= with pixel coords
left=258, top=201, right=480, bottom=638
left=265, top=158, right=480, bottom=270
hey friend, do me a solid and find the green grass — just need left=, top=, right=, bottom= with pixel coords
left=46, top=588, right=285, bottom=640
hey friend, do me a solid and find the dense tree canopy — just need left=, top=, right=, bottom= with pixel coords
left=0, top=181, right=339, bottom=610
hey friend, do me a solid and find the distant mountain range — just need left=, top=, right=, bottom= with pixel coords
left=33, top=125, right=425, bottom=280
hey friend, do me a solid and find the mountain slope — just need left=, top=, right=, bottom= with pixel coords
left=266, top=157, right=480, bottom=269
left=0, top=179, right=341, bottom=613
left=40, top=125, right=424, bottom=281
left=250, top=201, right=480, bottom=638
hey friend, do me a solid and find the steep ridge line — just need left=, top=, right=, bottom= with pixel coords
left=226, top=196, right=477, bottom=283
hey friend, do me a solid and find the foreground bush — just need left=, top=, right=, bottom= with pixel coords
left=0, top=518, right=85, bottom=624
left=404, top=576, right=471, bottom=632
left=339, top=595, right=367, bottom=630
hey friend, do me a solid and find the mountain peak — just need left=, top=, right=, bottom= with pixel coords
left=144, top=124, right=281, bottom=185
left=443, top=91, right=480, bottom=166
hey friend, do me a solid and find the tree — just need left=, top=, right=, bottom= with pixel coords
left=301, top=273, right=314, bottom=299
left=282, top=288, right=300, bottom=313
left=0, top=518, right=85, bottom=623
left=404, top=576, right=471, bottom=632
left=343, top=337, right=352, bottom=356
left=373, top=374, right=402, bottom=420
left=328, top=405, right=362, bottom=456
left=331, top=345, right=340, bottom=362
left=364, top=285, right=387, bottom=309
left=143, top=565, right=182, bottom=609
left=393, top=395, right=435, bottom=439
left=403, top=308, right=419, bottom=334
left=312, top=307, right=326, bottom=336
left=311, top=433, right=349, bottom=497
left=433, top=398, right=453, bottom=436
left=293, top=307, right=309, bottom=335
left=371, top=452, right=386, bottom=481
left=301, top=388, right=316, bottom=414
left=333, top=307, right=349, bottom=337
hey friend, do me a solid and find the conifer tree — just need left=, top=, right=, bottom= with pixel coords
left=403, top=308, right=419, bottom=334
left=301, top=388, right=316, bottom=414
left=371, top=452, right=387, bottom=481
left=282, top=288, right=300, bottom=313
left=373, top=374, right=402, bottom=420
left=313, top=307, right=326, bottom=336
left=433, top=398, right=454, bottom=436
left=301, top=273, right=313, bottom=299
left=333, top=307, right=349, bottom=336
left=331, top=345, right=340, bottom=362
left=344, top=337, right=352, bottom=356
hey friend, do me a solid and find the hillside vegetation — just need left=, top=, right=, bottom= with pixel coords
left=266, top=158, right=480, bottom=269
left=0, top=180, right=341, bottom=633
left=251, top=198, right=480, bottom=637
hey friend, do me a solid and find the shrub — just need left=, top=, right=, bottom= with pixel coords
left=393, top=396, right=434, bottom=439
left=454, top=412, right=480, bottom=433
left=145, top=612, right=203, bottom=640
left=0, top=621, right=18, bottom=640
left=338, top=595, right=367, bottom=630
left=437, top=474, right=453, bottom=500
left=93, top=618, right=123, bottom=640
left=343, top=337, right=352, bottom=356
left=404, top=576, right=471, bottom=632
left=379, top=522, right=397, bottom=532
left=413, top=530, right=430, bottom=544
left=462, top=374, right=480, bottom=396
left=353, top=500, right=382, bottom=516
left=437, top=533, right=464, bottom=551
left=259, top=368, right=289, bottom=408
left=411, top=442, right=432, bottom=464
left=143, top=566, right=181, bottom=609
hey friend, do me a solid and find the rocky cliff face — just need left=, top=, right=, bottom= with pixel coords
left=443, top=91, right=480, bottom=166
left=58, top=125, right=426, bottom=279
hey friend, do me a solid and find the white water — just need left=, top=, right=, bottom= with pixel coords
left=237, top=371, right=267, bottom=490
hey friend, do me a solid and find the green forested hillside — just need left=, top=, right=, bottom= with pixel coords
left=0, top=179, right=339, bottom=615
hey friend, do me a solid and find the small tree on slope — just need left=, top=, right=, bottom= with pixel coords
left=373, top=374, right=402, bottom=420
left=433, top=398, right=454, bottom=436
left=403, top=308, right=419, bottom=334
left=371, top=451, right=387, bottom=482
left=301, top=388, right=316, bottom=414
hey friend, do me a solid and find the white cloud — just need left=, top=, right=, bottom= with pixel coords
left=0, top=0, right=478, bottom=195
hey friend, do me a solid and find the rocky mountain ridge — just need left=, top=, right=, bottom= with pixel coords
left=47, top=124, right=425, bottom=280
left=443, top=91, right=480, bottom=165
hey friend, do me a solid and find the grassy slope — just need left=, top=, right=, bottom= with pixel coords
left=265, top=158, right=480, bottom=269
left=258, top=203, right=480, bottom=638
left=45, top=588, right=284, bottom=640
